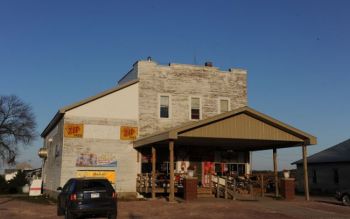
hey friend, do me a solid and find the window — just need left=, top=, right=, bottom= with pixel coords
left=55, top=145, right=60, bottom=157
left=190, top=97, right=200, bottom=120
left=219, top=99, right=230, bottom=113
left=216, top=163, right=246, bottom=176
left=334, top=169, right=339, bottom=184
left=62, top=179, right=73, bottom=193
left=160, top=95, right=169, bottom=118
left=312, top=169, right=317, bottom=184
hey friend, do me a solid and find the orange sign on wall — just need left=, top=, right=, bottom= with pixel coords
left=120, top=126, right=138, bottom=140
left=64, top=124, right=84, bottom=138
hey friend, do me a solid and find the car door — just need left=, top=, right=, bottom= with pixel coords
left=59, top=179, right=73, bottom=211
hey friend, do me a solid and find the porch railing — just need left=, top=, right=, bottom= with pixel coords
left=212, top=173, right=276, bottom=200
left=136, top=173, right=276, bottom=199
left=136, top=173, right=184, bottom=194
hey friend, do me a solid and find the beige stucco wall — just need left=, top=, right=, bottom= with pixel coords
left=60, top=116, right=138, bottom=197
left=60, top=84, right=140, bottom=196
left=43, top=83, right=140, bottom=198
left=66, top=83, right=139, bottom=120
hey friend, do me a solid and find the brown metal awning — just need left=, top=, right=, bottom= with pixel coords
left=134, top=106, right=317, bottom=150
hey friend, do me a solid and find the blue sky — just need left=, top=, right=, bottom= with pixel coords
left=1, top=0, right=349, bottom=170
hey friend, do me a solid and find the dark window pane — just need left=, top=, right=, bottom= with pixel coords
left=238, top=164, right=245, bottom=176
left=160, top=106, right=169, bottom=118
left=191, top=109, right=200, bottom=119
left=190, top=97, right=200, bottom=119
left=334, top=169, right=339, bottom=184
left=160, top=96, right=169, bottom=118
left=312, top=170, right=317, bottom=184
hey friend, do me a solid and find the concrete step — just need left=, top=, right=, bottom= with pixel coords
left=197, top=187, right=214, bottom=198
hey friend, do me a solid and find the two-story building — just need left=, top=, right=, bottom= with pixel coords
left=39, top=58, right=316, bottom=200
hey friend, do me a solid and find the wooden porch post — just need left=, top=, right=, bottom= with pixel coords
left=152, top=146, right=156, bottom=199
left=302, top=144, right=310, bottom=201
left=169, top=140, right=175, bottom=202
left=273, top=148, right=279, bottom=197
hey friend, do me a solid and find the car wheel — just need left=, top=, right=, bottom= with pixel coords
left=342, top=194, right=350, bottom=206
left=65, top=208, right=75, bottom=219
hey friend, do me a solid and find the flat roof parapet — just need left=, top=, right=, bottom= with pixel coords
left=229, top=68, right=247, bottom=74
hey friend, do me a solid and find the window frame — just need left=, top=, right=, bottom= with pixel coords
left=189, top=96, right=202, bottom=120
left=218, top=98, right=231, bottom=114
left=158, top=94, right=171, bottom=119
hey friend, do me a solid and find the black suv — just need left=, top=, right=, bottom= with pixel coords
left=57, top=178, right=117, bottom=219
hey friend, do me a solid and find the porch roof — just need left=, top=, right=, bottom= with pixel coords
left=133, top=106, right=317, bottom=151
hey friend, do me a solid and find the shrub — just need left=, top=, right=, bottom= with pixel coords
left=0, top=175, right=8, bottom=194
left=7, top=170, right=29, bottom=194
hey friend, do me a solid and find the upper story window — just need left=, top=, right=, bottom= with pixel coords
left=334, top=169, right=339, bottom=184
left=190, top=97, right=201, bottom=120
left=219, top=98, right=230, bottom=113
left=160, top=95, right=170, bottom=118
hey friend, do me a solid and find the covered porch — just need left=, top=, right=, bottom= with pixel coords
left=134, top=106, right=317, bottom=202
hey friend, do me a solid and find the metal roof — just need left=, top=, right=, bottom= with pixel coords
left=134, top=106, right=317, bottom=150
left=41, top=79, right=139, bottom=137
left=293, top=138, right=350, bottom=165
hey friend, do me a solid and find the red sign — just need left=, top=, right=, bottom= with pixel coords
left=120, top=126, right=138, bottom=140
left=64, top=124, right=84, bottom=138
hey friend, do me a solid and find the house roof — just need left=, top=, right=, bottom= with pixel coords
left=134, top=106, right=317, bottom=150
left=4, top=169, right=18, bottom=174
left=292, top=138, right=350, bottom=165
left=41, top=79, right=139, bottom=137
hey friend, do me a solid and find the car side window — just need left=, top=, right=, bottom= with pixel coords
left=68, top=181, right=76, bottom=193
left=62, top=180, right=72, bottom=193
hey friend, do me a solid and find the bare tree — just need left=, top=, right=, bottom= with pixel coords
left=0, top=95, right=36, bottom=165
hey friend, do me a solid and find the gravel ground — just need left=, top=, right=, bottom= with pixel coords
left=0, top=195, right=349, bottom=219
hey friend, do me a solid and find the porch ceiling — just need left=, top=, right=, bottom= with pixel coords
left=134, top=106, right=317, bottom=151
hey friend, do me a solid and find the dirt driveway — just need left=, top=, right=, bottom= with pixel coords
left=0, top=195, right=349, bottom=219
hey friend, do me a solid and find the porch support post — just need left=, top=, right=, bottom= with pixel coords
left=273, top=148, right=279, bottom=197
left=152, top=146, right=156, bottom=199
left=302, top=144, right=310, bottom=201
left=169, top=140, right=175, bottom=202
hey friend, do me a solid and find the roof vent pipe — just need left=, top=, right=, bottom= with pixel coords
left=205, top=61, right=213, bottom=67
